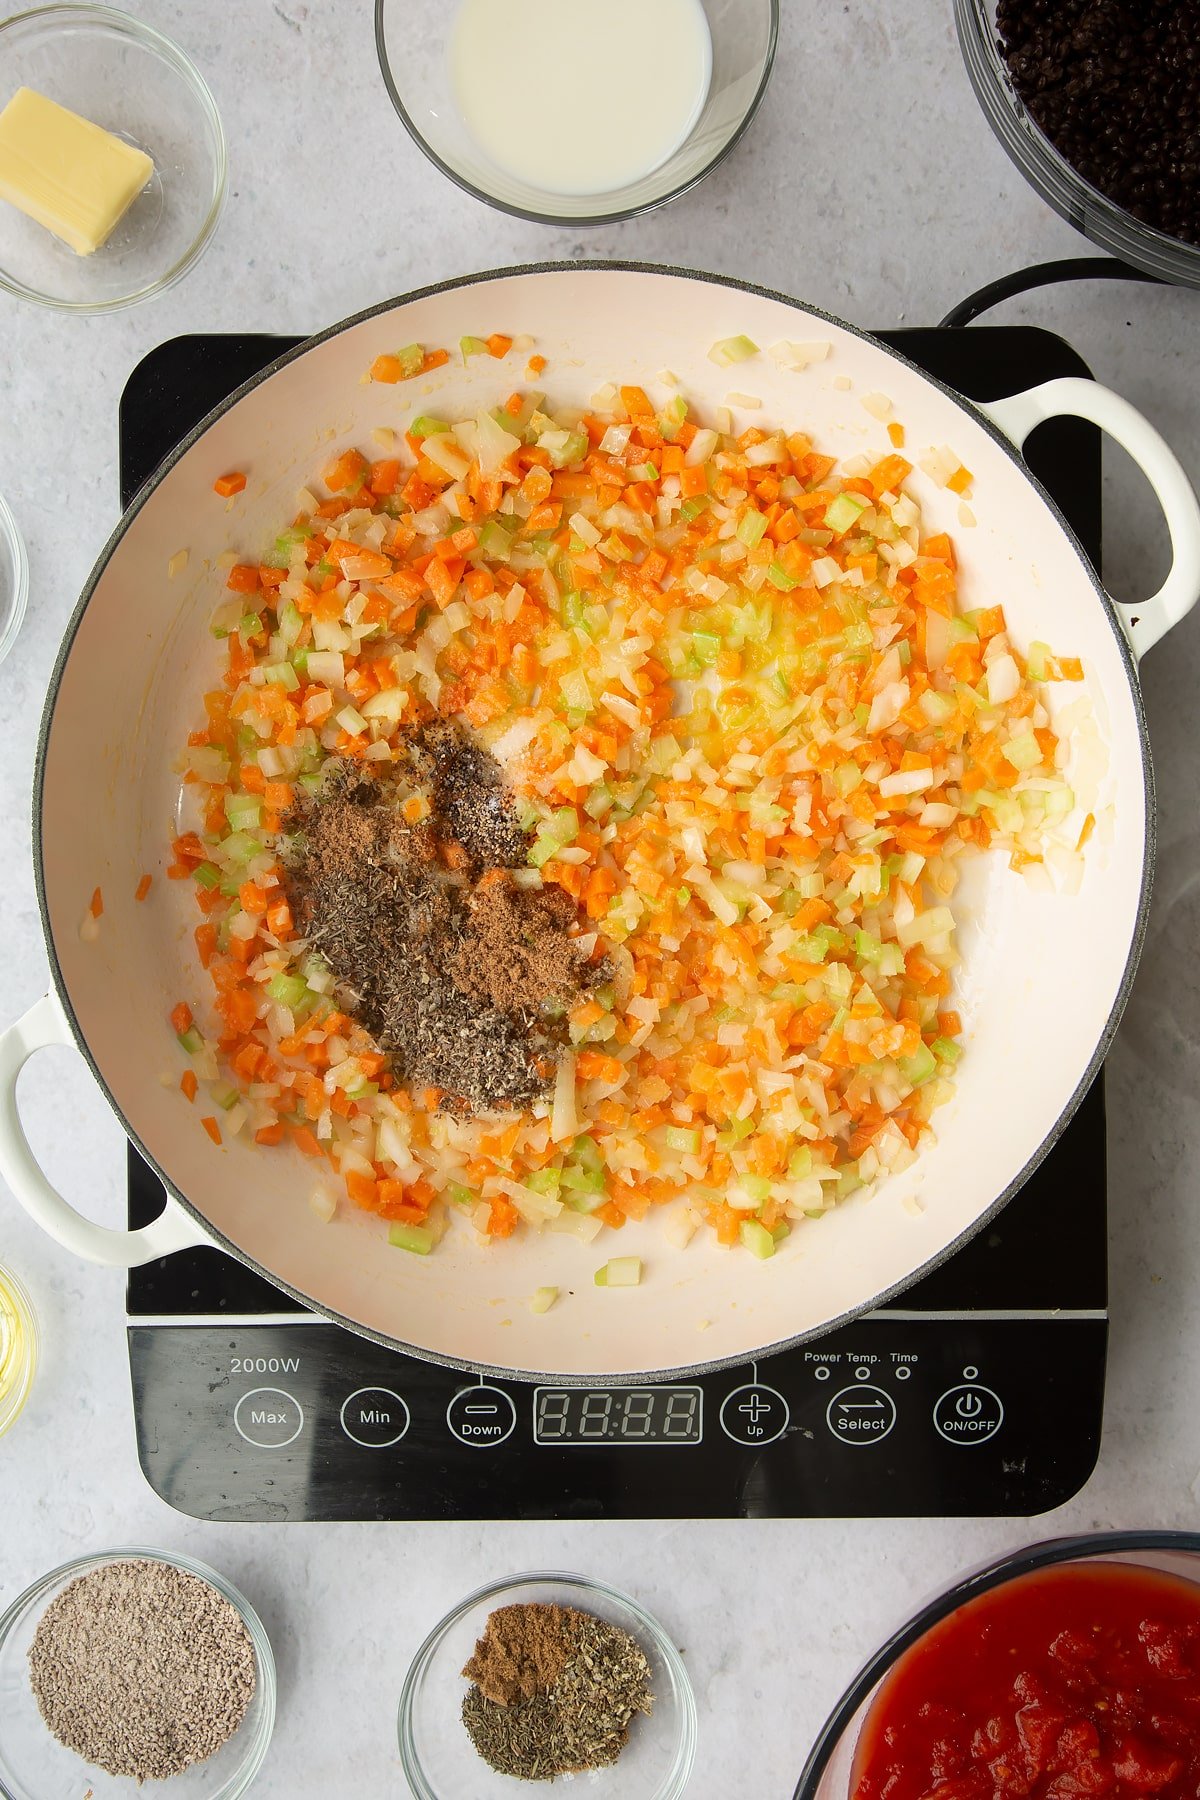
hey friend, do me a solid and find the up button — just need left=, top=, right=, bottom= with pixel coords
left=933, top=1369, right=1004, bottom=1445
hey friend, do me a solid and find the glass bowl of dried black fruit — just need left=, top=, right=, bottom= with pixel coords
left=398, top=1571, right=697, bottom=1798
left=956, top=0, right=1200, bottom=288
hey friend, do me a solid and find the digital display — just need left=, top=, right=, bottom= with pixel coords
left=533, top=1386, right=703, bottom=1446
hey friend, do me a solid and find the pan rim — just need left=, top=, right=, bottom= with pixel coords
left=33, top=262, right=1150, bottom=1383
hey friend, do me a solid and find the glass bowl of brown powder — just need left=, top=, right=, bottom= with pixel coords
left=398, top=1571, right=696, bottom=1797
left=0, top=1547, right=276, bottom=1797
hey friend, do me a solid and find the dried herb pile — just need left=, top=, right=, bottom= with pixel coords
left=281, top=723, right=600, bottom=1113
left=461, top=1601, right=654, bottom=1781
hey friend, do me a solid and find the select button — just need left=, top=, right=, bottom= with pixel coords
left=340, top=1386, right=410, bottom=1448
left=233, top=1386, right=304, bottom=1448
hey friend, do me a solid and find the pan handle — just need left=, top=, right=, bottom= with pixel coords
left=0, top=992, right=210, bottom=1267
left=978, top=376, right=1200, bottom=662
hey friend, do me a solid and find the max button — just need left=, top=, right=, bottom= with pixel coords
left=234, top=1386, right=304, bottom=1448
left=933, top=1383, right=1004, bottom=1445
left=447, top=1386, right=517, bottom=1448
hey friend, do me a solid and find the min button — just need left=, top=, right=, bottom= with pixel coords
left=233, top=1386, right=304, bottom=1448
left=340, top=1387, right=410, bottom=1448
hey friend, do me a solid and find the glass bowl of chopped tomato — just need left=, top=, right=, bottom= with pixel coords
left=399, top=1570, right=697, bottom=1799
left=794, top=1532, right=1200, bottom=1800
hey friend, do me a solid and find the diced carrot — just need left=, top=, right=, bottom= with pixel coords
left=135, top=873, right=153, bottom=902
left=487, top=333, right=513, bottom=358
left=200, top=1115, right=221, bottom=1145
left=213, top=471, right=246, bottom=497
left=226, top=564, right=260, bottom=593
left=370, top=354, right=402, bottom=383
left=89, top=885, right=104, bottom=919
left=180, top=1070, right=198, bottom=1102
left=170, top=1001, right=193, bottom=1035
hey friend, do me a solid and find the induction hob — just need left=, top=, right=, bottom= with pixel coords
left=123, top=327, right=1107, bottom=1522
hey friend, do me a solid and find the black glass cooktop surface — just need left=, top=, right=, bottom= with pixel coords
left=123, top=327, right=1107, bottom=1521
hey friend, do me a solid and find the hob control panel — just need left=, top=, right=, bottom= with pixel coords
left=128, top=1314, right=1105, bottom=1521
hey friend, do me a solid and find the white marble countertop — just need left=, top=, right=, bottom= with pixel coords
left=3, top=5, right=1200, bottom=1797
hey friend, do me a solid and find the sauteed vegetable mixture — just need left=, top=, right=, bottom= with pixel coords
left=169, top=352, right=1084, bottom=1259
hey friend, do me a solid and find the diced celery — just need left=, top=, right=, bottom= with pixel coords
left=1002, top=731, right=1041, bottom=771
left=594, top=1256, right=642, bottom=1288
left=526, top=1168, right=562, bottom=1196
left=692, top=630, right=721, bottom=665
left=737, top=509, right=767, bottom=547
left=931, top=1036, right=962, bottom=1064
left=193, top=861, right=222, bottom=890
left=680, top=495, right=710, bottom=522
left=1026, top=640, right=1051, bottom=681
left=460, top=335, right=488, bottom=360
left=388, top=1222, right=434, bottom=1255
left=709, top=334, right=759, bottom=367
left=395, top=344, right=424, bottom=377
left=665, top=1125, right=701, bottom=1154
left=263, top=662, right=300, bottom=691
left=788, top=1145, right=813, bottom=1180
left=767, top=561, right=799, bottom=592
left=176, top=1027, right=201, bottom=1055
left=212, top=1084, right=240, bottom=1111
left=629, top=461, right=659, bottom=482
left=900, top=1043, right=937, bottom=1087
left=410, top=415, right=450, bottom=438
left=222, top=831, right=260, bottom=867
left=267, top=972, right=309, bottom=1010
left=530, top=1286, right=559, bottom=1314
left=224, top=794, right=263, bottom=831
left=239, top=612, right=262, bottom=640
left=825, top=493, right=869, bottom=535
left=447, top=1182, right=475, bottom=1208
left=741, top=1174, right=772, bottom=1203
left=740, top=1220, right=776, bottom=1259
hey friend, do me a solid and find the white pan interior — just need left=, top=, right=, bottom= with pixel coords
left=37, top=268, right=1147, bottom=1379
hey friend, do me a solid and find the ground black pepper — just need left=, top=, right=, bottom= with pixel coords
left=281, top=730, right=601, bottom=1114
left=996, top=1, right=1200, bottom=247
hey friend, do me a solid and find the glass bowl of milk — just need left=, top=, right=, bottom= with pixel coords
left=376, top=0, right=778, bottom=223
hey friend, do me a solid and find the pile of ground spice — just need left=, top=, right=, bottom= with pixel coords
left=27, top=1558, right=257, bottom=1781
left=281, top=724, right=601, bottom=1113
left=996, top=0, right=1200, bottom=246
left=461, top=1602, right=653, bottom=1782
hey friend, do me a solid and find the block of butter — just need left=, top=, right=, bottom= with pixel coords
left=0, top=86, right=154, bottom=256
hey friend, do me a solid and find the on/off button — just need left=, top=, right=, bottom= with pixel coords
left=933, top=1382, right=1004, bottom=1445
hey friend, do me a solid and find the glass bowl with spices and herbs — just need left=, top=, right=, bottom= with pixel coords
left=0, top=1547, right=275, bottom=1798
left=956, top=0, right=1200, bottom=287
left=399, top=1571, right=697, bottom=1798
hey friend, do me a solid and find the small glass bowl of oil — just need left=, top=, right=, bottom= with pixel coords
left=0, top=1267, right=37, bottom=1438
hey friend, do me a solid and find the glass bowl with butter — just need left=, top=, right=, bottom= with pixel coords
left=0, top=5, right=225, bottom=312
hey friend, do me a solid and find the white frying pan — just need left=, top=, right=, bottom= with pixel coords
left=3, top=265, right=1198, bottom=1381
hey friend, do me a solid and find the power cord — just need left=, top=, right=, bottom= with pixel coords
left=939, top=256, right=1164, bottom=327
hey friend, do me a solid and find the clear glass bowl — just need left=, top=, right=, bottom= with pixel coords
left=0, top=492, right=29, bottom=668
left=375, top=0, right=778, bottom=225
left=0, top=6, right=226, bottom=311
left=0, top=1266, right=37, bottom=1439
left=955, top=0, right=1200, bottom=288
left=792, top=1530, right=1200, bottom=1800
left=0, top=1548, right=276, bottom=1798
left=398, top=1571, right=697, bottom=1798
